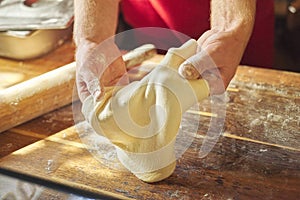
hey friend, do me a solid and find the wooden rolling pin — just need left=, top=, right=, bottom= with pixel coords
left=0, top=44, right=156, bottom=133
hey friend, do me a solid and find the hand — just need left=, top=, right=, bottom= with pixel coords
left=76, top=39, right=129, bottom=102
left=178, top=29, right=248, bottom=94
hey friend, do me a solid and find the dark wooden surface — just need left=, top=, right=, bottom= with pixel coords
left=0, top=39, right=75, bottom=158
left=0, top=41, right=299, bottom=199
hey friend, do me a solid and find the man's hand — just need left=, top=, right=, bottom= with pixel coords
left=74, top=0, right=123, bottom=102
left=179, top=0, right=256, bottom=94
left=178, top=29, right=247, bottom=94
left=76, top=40, right=128, bottom=102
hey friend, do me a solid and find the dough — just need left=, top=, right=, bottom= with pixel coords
left=82, top=39, right=209, bottom=182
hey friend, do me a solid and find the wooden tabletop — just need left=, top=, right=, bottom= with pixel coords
left=0, top=40, right=299, bottom=199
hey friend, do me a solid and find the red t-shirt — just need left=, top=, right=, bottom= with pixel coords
left=121, top=0, right=274, bottom=67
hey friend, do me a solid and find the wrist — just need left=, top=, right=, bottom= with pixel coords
left=75, top=38, right=119, bottom=67
left=210, top=24, right=253, bottom=48
left=75, top=39, right=98, bottom=63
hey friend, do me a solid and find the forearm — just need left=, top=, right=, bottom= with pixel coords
left=73, top=0, right=120, bottom=47
left=211, top=0, right=256, bottom=46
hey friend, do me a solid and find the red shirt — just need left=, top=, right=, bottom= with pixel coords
left=121, top=0, right=274, bottom=67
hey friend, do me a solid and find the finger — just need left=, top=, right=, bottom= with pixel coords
left=86, top=78, right=105, bottom=102
left=178, top=60, right=226, bottom=95
left=76, top=77, right=91, bottom=102
left=178, top=62, right=201, bottom=80
left=76, top=68, right=104, bottom=102
left=79, top=87, right=92, bottom=103
left=77, top=77, right=105, bottom=103
left=178, top=50, right=216, bottom=80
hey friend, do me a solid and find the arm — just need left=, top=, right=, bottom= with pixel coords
left=74, top=0, right=120, bottom=46
left=210, top=0, right=256, bottom=36
left=74, top=0, right=127, bottom=102
left=209, top=0, right=256, bottom=55
left=179, top=0, right=256, bottom=94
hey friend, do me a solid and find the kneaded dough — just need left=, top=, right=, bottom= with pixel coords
left=82, top=39, right=209, bottom=183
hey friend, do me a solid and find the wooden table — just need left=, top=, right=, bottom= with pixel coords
left=0, top=40, right=299, bottom=199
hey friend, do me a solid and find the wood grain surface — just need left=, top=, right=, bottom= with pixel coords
left=0, top=40, right=299, bottom=199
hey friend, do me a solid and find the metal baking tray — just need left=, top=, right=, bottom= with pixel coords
left=0, top=25, right=73, bottom=60
left=0, top=0, right=74, bottom=30
left=0, top=0, right=74, bottom=60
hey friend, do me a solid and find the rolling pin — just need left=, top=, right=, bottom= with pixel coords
left=0, top=44, right=156, bottom=133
